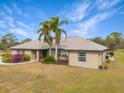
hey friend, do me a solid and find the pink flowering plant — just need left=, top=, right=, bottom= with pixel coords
left=11, top=54, right=22, bottom=63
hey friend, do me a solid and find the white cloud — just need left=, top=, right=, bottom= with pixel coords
left=16, top=21, right=30, bottom=29
left=67, top=3, right=90, bottom=22
left=59, top=1, right=91, bottom=22
left=96, top=0, right=121, bottom=10
left=4, top=15, right=14, bottom=23
left=0, top=20, right=7, bottom=28
left=3, top=15, right=16, bottom=28
left=59, top=0, right=121, bottom=37
left=10, top=27, right=28, bottom=37
left=69, top=10, right=117, bottom=37
left=9, top=27, right=37, bottom=39
left=0, top=11, right=36, bottom=38
left=8, top=22, right=15, bottom=28
left=0, top=5, right=38, bottom=39
left=13, top=3, right=22, bottom=15
left=61, top=0, right=120, bottom=23
left=4, top=4, right=12, bottom=14
left=0, top=22, right=7, bottom=29
left=78, top=12, right=113, bottom=31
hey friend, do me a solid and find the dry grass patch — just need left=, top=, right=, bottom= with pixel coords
left=0, top=51, right=124, bottom=93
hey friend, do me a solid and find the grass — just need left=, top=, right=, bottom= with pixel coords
left=0, top=51, right=124, bottom=93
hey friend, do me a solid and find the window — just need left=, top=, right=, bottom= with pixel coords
left=57, top=50, right=61, bottom=57
left=78, top=52, right=86, bottom=62
left=57, top=50, right=68, bottom=57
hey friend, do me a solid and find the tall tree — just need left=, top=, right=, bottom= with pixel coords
left=1, top=33, right=18, bottom=51
left=37, top=21, right=53, bottom=56
left=120, top=38, right=124, bottom=49
left=50, top=16, right=68, bottom=60
left=104, top=36, right=114, bottom=50
left=91, top=37, right=105, bottom=45
left=109, top=32, right=122, bottom=49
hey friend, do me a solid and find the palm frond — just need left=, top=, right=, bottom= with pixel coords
left=38, top=33, right=43, bottom=41
left=61, top=29, right=67, bottom=38
left=37, top=28, right=42, bottom=33
left=59, top=20, right=68, bottom=26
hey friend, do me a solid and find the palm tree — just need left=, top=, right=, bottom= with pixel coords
left=50, top=16, right=68, bottom=60
left=37, top=21, right=53, bottom=56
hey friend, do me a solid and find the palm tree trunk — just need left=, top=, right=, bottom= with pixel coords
left=49, top=46, right=52, bottom=56
left=55, top=44, right=58, bottom=61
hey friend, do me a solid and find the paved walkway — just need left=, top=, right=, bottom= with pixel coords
left=0, top=59, right=37, bottom=65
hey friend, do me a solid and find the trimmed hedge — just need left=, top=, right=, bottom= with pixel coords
left=21, top=54, right=30, bottom=62
left=2, top=53, right=12, bottom=63
left=43, top=56, right=55, bottom=64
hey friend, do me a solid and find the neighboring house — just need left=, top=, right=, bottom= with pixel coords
left=10, top=36, right=108, bottom=69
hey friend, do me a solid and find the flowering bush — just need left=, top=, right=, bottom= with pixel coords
left=11, top=54, right=22, bottom=63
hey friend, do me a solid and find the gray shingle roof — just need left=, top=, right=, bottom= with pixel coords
left=10, top=36, right=108, bottom=51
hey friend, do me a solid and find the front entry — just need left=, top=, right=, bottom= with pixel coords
left=39, top=50, right=48, bottom=59
left=43, top=50, right=48, bottom=57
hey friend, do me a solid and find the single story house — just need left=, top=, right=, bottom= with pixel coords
left=10, top=36, right=108, bottom=69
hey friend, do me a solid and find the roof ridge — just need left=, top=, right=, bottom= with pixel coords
left=61, top=36, right=82, bottom=38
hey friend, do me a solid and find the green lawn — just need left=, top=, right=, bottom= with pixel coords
left=0, top=51, right=124, bottom=93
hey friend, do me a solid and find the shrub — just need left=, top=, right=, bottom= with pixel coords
left=108, top=51, right=114, bottom=57
left=43, top=56, right=55, bottom=64
left=98, top=65, right=104, bottom=69
left=21, top=54, right=30, bottom=62
left=11, top=54, right=22, bottom=63
left=99, top=62, right=108, bottom=69
left=2, top=53, right=12, bottom=63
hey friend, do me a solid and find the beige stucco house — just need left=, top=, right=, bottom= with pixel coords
left=10, top=36, right=108, bottom=69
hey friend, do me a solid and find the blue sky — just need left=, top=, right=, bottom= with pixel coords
left=0, top=0, right=124, bottom=40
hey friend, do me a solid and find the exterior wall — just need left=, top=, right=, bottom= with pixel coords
left=11, top=50, right=18, bottom=55
left=103, top=51, right=107, bottom=62
left=39, top=51, right=43, bottom=59
left=68, top=50, right=105, bottom=69
left=11, top=50, right=34, bottom=60
left=31, top=50, right=37, bottom=60
left=98, top=51, right=107, bottom=66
